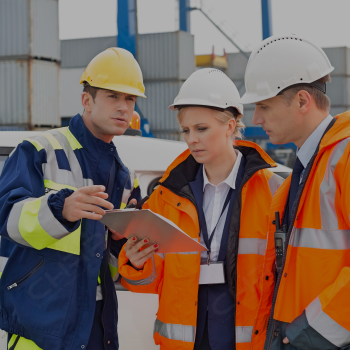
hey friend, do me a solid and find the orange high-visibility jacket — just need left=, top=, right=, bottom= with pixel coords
left=252, top=112, right=350, bottom=350
left=119, top=141, right=284, bottom=350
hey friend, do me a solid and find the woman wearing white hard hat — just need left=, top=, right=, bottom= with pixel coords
left=118, top=69, right=284, bottom=350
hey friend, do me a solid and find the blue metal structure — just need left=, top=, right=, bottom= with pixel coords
left=179, top=0, right=191, bottom=32
left=117, top=0, right=137, bottom=57
left=261, top=0, right=272, bottom=39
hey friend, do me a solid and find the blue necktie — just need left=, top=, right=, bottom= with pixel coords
left=288, top=157, right=304, bottom=227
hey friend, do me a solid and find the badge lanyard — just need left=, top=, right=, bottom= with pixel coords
left=200, top=188, right=233, bottom=264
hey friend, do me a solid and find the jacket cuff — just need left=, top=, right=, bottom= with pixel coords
left=119, top=244, right=155, bottom=280
left=286, top=311, right=339, bottom=350
left=110, top=236, right=127, bottom=258
left=48, top=189, right=80, bottom=232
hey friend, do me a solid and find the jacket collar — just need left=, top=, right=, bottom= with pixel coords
left=160, top=140, right=276, bottom=198
left=319, top=111, right=350, bottom=151
left=68, top=114, right=119, bottom=161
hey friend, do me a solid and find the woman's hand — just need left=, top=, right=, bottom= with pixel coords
left=124, top=236, right=159, bottom=270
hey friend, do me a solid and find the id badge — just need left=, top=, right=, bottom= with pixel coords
left=199, top=261, right=225, bottom=285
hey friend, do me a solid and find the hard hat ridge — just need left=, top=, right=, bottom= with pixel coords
left=80, top=47, right=146, bottom=98
left=169, top=68, right=243, bottom=115
left=241, top=34, right=334, bottom=104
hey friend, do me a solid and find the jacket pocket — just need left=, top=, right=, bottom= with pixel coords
left=4, top=254, right=77, bottom=338
left=7, top=260, right=44, bottom=290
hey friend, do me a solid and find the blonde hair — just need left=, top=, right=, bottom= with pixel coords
left=177, top=107, right=245, bottom=139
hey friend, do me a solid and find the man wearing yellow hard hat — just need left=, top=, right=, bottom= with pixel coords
left=0, top=48, right=145, bottom=350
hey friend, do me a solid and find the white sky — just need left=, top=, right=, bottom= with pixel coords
left=59, top=0, right=350, bottom=55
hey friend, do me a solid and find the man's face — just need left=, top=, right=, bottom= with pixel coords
left=252, top=95, right=302, bottom=145
left=86, top=89, right=137, bottom=138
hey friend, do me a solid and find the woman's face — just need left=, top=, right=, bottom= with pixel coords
left=179, top=106, right=235, bottom=164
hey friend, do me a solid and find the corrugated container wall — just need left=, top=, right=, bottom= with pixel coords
left=60, top=68, right=85, bottom=117
left=137, top=81, right=183, bottom=138
left=323, top=47, right=350, bottom=77
left=0, top=59, right=60, bottom=128
left=61, top=36, right=117, bottom=68
left=138, top=31, right=195, bottom=81
left=0, top=0, right=60, bottom=60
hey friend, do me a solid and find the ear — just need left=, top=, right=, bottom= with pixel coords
left=296, top=90, right=312, bottom=114
left=227, top=118, right=237, bottom=137
left=81, top=92, right=93, bottom=112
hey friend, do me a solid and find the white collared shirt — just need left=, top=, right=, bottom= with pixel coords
left=297, top=114, right=333, bottom=182
left=200, top=150, right=242, bottom=262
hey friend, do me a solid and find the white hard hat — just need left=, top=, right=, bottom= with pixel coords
left=241, top=34, right=334, bottom=104
left=169, top=68, right=243, bottom=115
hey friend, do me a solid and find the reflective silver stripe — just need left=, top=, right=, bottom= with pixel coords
left=96, top=285, right=103, bottom=301
left=320, top=138, right=350, bottom=229
left=7, top=194, right=71, bottom=247
left=268, top=173, right=284, bottom=197
left=0, top=257, right=9, bottom=273
left=29, top=131, right=93, bottom=190
left=306, top=296, right=350, bottom=347
left=38, top=193, right=71, bottom=240
left=49, top=129, right=93, bottom=188
left=7, top=198, right=36, bottom=247
left=153, top=319, right=195, bottom=343
left=238, top=238, right=267, bottom=256
left=123, top=256, right=157, bottom=286
left=166, top=251, right=198, bottom=255
left=289, top=227, right=350, bottom=249
left=236, top=326, right=253, bottom=343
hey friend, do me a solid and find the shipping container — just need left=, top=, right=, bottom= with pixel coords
left=61, top=36, right=117, bottom=68
left=323, top=47, right=350, bottom=77
left=0, top=0, right=60, bottom=60
left=226, top=52, right=250, bottom=81
left=60, top=68, right=85, bottom=117
left=137, top=31, right=195, bottom=81
left=327, top=76, right=350, bottom=106
left=136, top=81, right=183, bottom=133
left=0, top=59, right=60, bottom=128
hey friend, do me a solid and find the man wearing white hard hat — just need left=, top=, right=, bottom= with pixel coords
left=242, top=34, right=350, bottom=350
left=118, top=68, right=284, bottom=350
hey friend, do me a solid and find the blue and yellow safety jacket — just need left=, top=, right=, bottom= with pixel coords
left=0, top=114, right=141, bottom=350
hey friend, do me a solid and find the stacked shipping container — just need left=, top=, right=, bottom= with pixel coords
left=0, top=0, right=60, bottom=129
left=60, top=31, right=196, bottom=140
left=137, top=31, right=195, bottom=140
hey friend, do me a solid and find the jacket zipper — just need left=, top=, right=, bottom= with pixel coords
left=7, top=260, right=44, bottom=290
left=101, top=173, right=130, bottom=344
left=263, top=153, right=318, bottom=350
left=262, top=118, right=337, bottom=350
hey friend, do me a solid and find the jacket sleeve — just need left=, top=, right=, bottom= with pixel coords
left=109, top=171, right=142, bottom=281
left=0, top=140, right=80, bottom=250
left=118, top=187, right=165, bottom=294
left=286, top=154, right=350, bottom=350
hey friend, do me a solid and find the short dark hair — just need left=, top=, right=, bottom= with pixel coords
left=83, top=84, right=99, bottom=101
left=280, top=74, right=331, bottom=111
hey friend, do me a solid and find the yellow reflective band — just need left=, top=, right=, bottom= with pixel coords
left=44, top=179, right=77, bottom=191
left=98, top=274, right=101, bottom=285
left=8, top=335, right=42, bottom=350
left=57, top=127, right=83, bottom=150
left=0, top=272, right=2, bottom=278
left=42, top=133, right=63, bottom=150
left=134, top=177, right=139, bottom=189
left=23, top=138, right=44, bottom=152
left=47, top=225, right=81, bottom=255
left=18, top=198, right=58, bottom=250
left=120, top=202, right=127, bottom=209
left=109, top=264, right=119, bottom=280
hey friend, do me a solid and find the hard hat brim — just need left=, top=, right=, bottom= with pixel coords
left=80, top=81, right=146, bottom=98
left=169, top=99, right=243, bottom=115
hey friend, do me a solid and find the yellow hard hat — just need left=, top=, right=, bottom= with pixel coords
left=80, top=47, right=146, bottom=98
